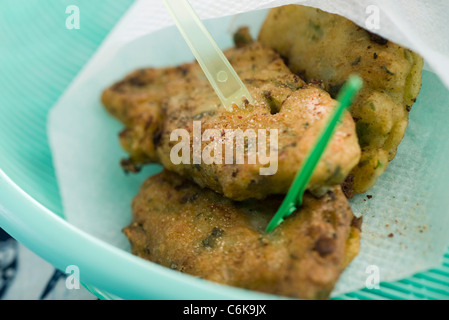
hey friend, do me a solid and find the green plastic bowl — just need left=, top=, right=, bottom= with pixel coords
left=1, top=0, right=448, bottom=300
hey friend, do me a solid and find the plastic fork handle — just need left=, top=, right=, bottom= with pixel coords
left=163, top=0, right=254, bottom=111
left=265, top=75, right=363, bottom=233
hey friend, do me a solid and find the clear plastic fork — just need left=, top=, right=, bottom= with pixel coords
left=163, top=0, right=255, bottom=111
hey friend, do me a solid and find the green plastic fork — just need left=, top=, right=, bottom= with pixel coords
left=266, top=75, right=363, bottom=232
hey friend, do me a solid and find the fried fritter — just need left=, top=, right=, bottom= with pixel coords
left=259, top=5, right=424, bottom=194
left=102, top=41, right=360, bottom=200
left=123, top=170, right=361, bottom=299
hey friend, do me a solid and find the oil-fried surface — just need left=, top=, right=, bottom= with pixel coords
left=259, top=5, right=424, bottom=194
left=102, top=42, right=360, bottom=200
left=124, top=170, right=361, bottom=299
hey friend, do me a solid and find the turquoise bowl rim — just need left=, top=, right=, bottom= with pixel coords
left=0, top=168, right=283, bottom=300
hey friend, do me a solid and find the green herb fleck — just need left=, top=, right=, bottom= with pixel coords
left=376, top=160, right=384, bottom=169
left=325, top=165, right=342, bottom=184
left=285, top=81, right=301, bottom=91
left=351, top=56, right=362, bottom=66
left=263, top=90, right=282, bottom=114
left=192, top=110, right=216, bottom=120
left=309, top=21, right=323, bottom=40
left=270, top=79, right=302, bottom=91
left=404, top=50, right=413, bottom=62
left=169, top=262, right=178, bottom=270
left=309, top=20, right=321, bottom=32
left=201, top=227, right=225, bottom=249
left=356, top=122, right=371, bottom=147
left=382, top=65, right=395, bottom=76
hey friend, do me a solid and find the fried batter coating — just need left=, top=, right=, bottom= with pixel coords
left=123, top=170, right=361, bottom=299
left=259, top=5, right=424, bottom=194
left=102, top=41, right=360, bottom=200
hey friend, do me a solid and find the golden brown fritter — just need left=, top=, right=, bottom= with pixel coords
left=259, top=5, right=424, bottom=194
left=124, top=170, right=361, bottom=300
left=102, top=41, right=360, bottom=200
